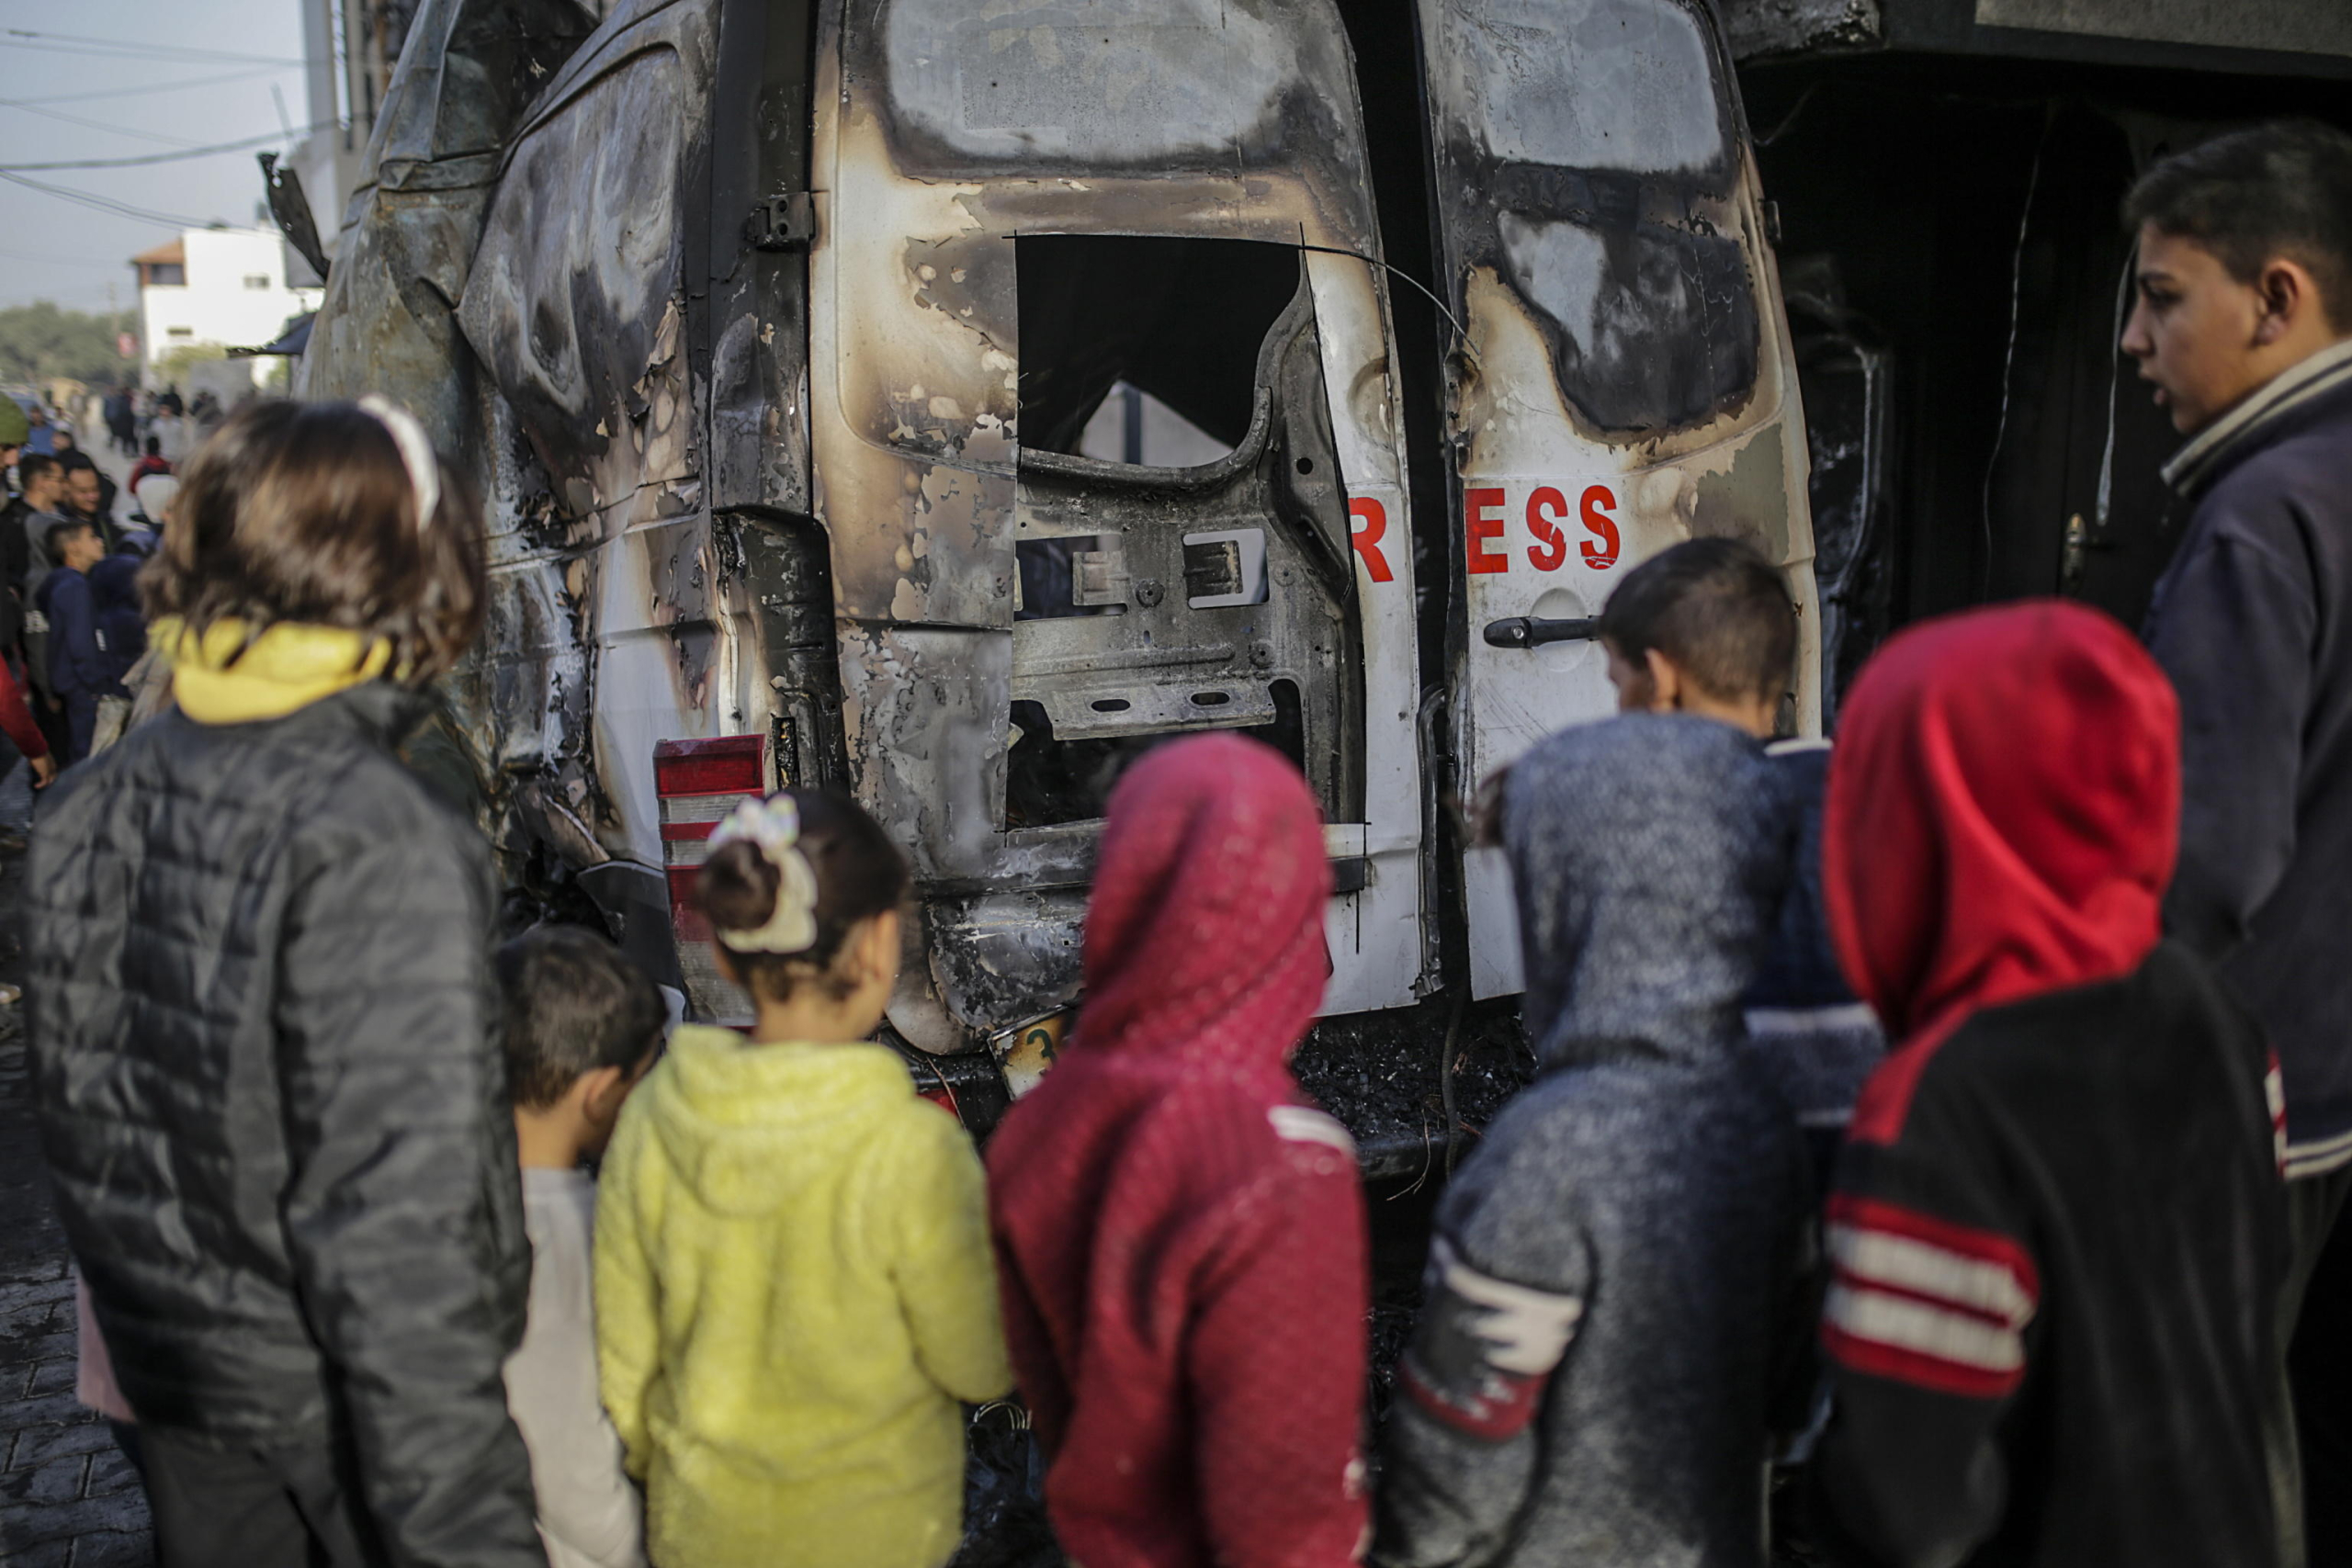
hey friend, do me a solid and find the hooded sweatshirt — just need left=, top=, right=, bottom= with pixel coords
left=1809, top=602, right=2289, bottom=1568
left=987, top=733, right=1371, bottom=1568
left=35, top=560, right=125, bottom=701
left=1376, top=715, right=1808, bottom=1568
left=594, top=1024, right=1012, bottom=1568
left=1745, top=739, right=1884, bottom=1155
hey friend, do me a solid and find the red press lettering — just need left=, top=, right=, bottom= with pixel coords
left=1526, top=487, right=1569, bottom=571
left=1579, top=485, right=1620, bottom=569
left=1465, top=488, right=1507, bottom=575
left=1349, top=497, right=1395, bottom=583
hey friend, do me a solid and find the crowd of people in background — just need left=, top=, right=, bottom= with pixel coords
left=5, top=117, right=2352, bottom=1568
left=17, top=381, right=221, bottom=468
left=0, top=383, right=181, bottom=787
left=0, top=389, right=174, bottom=877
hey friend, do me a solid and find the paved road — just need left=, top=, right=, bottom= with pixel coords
left=0, top=843, right=154, bottom=1564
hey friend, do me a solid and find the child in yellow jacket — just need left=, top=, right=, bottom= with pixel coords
left=594, top=790, right=1012, bottom=1568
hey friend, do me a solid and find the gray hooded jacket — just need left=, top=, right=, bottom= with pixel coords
left=1375, top=716, right=1810, bottom=1568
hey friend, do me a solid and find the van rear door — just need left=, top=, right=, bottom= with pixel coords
left=811, top=0, right=1430, bottom=1049
left=1415, top=0, right=1821, bottom=997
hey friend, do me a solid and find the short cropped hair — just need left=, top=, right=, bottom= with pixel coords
left=496, top=925, right=667, bottom=1111
left=44, top=516, right=96, bottom=562
left=2124, top=119, right=2352, bottom=332
left=17, top=453, right=60, bottom=487
left=145, top=400, right=485, bottom=682
left=1598, top=536, right=1796, bottom=705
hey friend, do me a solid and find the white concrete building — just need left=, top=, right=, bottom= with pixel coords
left=130, top=228, right=325, bottom=389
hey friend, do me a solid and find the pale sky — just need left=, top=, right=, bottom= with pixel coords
left=0, top=0, right=312, bottom=313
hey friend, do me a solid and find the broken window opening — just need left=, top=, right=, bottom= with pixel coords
left=882, top=0, right=1296, bottom=171
left=1016, top=234, right=1304, bottom=464
left=1428, top=0, right=1759, bottom=434
left=1005, top=680, right=1307, bottom=830
left=1448, top=0, right=1730, bottom=179
left=1077, top=382, right=1234, bottom=468
left=1498, top=205, right=1759, bottom=434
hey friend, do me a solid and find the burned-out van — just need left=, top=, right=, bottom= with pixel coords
left=293, top=0, right=1817, bottom=1159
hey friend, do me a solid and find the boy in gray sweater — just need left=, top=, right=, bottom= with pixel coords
left=1375, top=716, right=1810, bottom=1568
left=498, top=927, right=665, bottom=1568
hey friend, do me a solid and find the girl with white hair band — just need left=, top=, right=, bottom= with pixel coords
left=594, top=787, right=1015, bottom=1568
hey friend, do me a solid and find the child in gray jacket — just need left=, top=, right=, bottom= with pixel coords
left=498, top=926, right=666, bottom=1568
left=1375, top=716, right=1810, bottom=1568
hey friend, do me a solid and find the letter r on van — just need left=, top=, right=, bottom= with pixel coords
left=1349, top=497, right=1394, bottom=583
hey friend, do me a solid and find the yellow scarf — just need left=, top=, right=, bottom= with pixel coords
left=153, top=616, right=393, bottom=725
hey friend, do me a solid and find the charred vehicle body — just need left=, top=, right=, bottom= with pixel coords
left=292, top=0, right=1820, bottom=1162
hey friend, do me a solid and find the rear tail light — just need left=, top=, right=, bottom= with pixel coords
left=654, top=736, right=766, bottom=1002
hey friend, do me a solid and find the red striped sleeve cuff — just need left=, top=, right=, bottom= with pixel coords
left=1821, top=1194, right=2040, bottom=1399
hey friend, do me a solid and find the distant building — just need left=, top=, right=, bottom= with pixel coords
left=130, top=228, right=325, bottom=389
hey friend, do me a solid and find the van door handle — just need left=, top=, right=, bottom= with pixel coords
left=1483, top=616, right=1599, bottom=649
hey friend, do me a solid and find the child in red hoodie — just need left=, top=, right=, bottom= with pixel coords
left=986, top=733, right=1370, bottom=1568
left=1807, top=602, right=2290, bottom=1566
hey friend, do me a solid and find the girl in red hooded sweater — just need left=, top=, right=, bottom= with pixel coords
left=986, top=733, right=1370, bottom=1568
left=1806, top=601, right=2290, bottom=1568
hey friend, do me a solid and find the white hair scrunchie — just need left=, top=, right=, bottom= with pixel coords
left=707, top=795, right=820, bottom=954
left=358, top=395, right=442, bottom=531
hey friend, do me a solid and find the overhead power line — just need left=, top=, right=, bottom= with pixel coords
left=0, top=65, right=293, bottom=107
left=0, top=30, right=303, bottom=67
left=1, top=100, right=211, bottom=148
left=0, top=246, right=138, bottom=268
left=0, top=122, right=339, bottom=173
left=0, top=169, right=218, bottom=231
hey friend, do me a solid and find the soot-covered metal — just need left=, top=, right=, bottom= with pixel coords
left=814, top=0, right=1425, bottom=1046
left=1424, top=0, right=1762, bottom=435
left=293, top=0, right=1802, bottom=1076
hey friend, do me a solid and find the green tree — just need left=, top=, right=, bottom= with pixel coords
left=0, top=301, right=138, bottom=388
left=152, top=342, right=229, bottom=385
